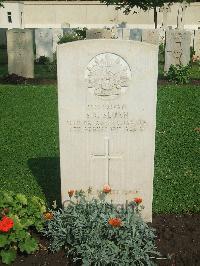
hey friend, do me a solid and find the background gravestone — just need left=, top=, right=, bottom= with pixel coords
left=159, top=4, right=171, bottom=29
left=194, top=30, right=200, bottom=57
left=27, top=28, right=35, bottom=51
left=130, top=29, right=142, bottom=41
left=158, top=28, right=166, bottom=44
left=142, top=29, right=159, bottom=45
left=165, top=30, right=191, bottom=72
left=63, top=28, right=75, bottom=35
left=117, top=28, right=123, bottom=39
left=35, top=29, right=53, bottom=61
left=57, top=40, right=158, bottom=222
left=7, top=29, right=34, bottom=78
left=122, top=28, right=130, bottom=40
left=86, top=29, right=113, bottom=39
left=53, top=28, right=63, bottom=53
left=188, top=29, right=195, bottom=47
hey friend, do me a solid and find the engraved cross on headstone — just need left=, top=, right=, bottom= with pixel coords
left=91, top=137, right=122, bottom=185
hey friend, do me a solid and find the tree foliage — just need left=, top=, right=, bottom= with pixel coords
left=100, top=0, right=192, bottom=13
left=100, top=0, right=193, bottom=28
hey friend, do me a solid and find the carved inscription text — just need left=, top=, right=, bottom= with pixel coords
left=66, top=104, right=146, bottom=133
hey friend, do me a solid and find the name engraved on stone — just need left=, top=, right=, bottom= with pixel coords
left=85, top=53, right=131, bottom=100
left=65, top=103, right=146, bottom=132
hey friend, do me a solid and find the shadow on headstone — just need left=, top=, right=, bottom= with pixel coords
left=0, top=28, right=8, bottom=65
left=27, top=157, right=61, bottom=208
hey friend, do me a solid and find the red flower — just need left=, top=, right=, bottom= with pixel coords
left=103, top=184, right=111, bottom=193
left=134, top=197, right=142, bottom=204
left=43, top=212, right=54, bottom=220
left=108, top=218, right=122, bottom=227
left=68, top=189, right=75, bottom=198
left=0, top=216, right=14, bottom=232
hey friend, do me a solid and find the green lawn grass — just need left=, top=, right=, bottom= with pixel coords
left=154, top=85, right=200, bottom=213
left=0, top=84, right=199, bottom=213
left=190, top=62, right=200, bottom=79
left=0, top=85, right=59, bottom=206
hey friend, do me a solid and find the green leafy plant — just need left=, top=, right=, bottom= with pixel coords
left=35, top=56, right=50, bottom=65
left=58, top=32, right=79, bottom=44
left=0, top=191, right=46, bottom=264
left=74, top=27, right=87, bottom=40
left=43, top=189, right=160, bottom=265
left=58, top=28, right=86, bottom=44
left=45, top=52, right=57, bottom=74
left=166, top=64, right=191, bottom=84
left=190, top=46, right=195, bottom=62
left=0, top=0, right=4, bottom=7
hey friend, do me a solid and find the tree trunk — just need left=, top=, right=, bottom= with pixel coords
left=154, top=6, right=158, bottom=29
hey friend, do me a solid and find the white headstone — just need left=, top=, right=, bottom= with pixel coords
left=158, top=29, right=166, bottom=44
left=165, top=30, right=191, bottom=72
left=86, top=29, right=113, bottom=39
left=35, top=29, right=53, bottom=61
left=129, top=29, right=142, bottom=41
left=142, top=30, right=159, bottom=45
left=63, top=28, right=75, bottom=35
left=194, top=30, right=200, bottom=57
left=7, top=29, right=34, bottom=78
left=122, top=29, right=130, bottom=40
left=177, top=1, right=188, bottom=30
left=57, top=40, right=158, bottom=222
left=160, top=4, right=171, bottom=29
left=53, top=28, right=63, bottom=53
left=61, top=23, right=70, bottom=28
left=117, top=28, right=123, bottom=39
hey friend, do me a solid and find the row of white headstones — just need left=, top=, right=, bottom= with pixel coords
left=5, top=28, right=200, bottom=79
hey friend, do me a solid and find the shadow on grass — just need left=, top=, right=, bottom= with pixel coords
left=28, top=157, right=61, bottom=208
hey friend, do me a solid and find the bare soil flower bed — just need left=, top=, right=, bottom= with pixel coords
left=0, top=214, right=199, bottom=266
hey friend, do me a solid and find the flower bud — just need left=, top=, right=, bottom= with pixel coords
left=68, top=189, right=75, bottom=198
left=103, top=184, right=111, bottom=193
